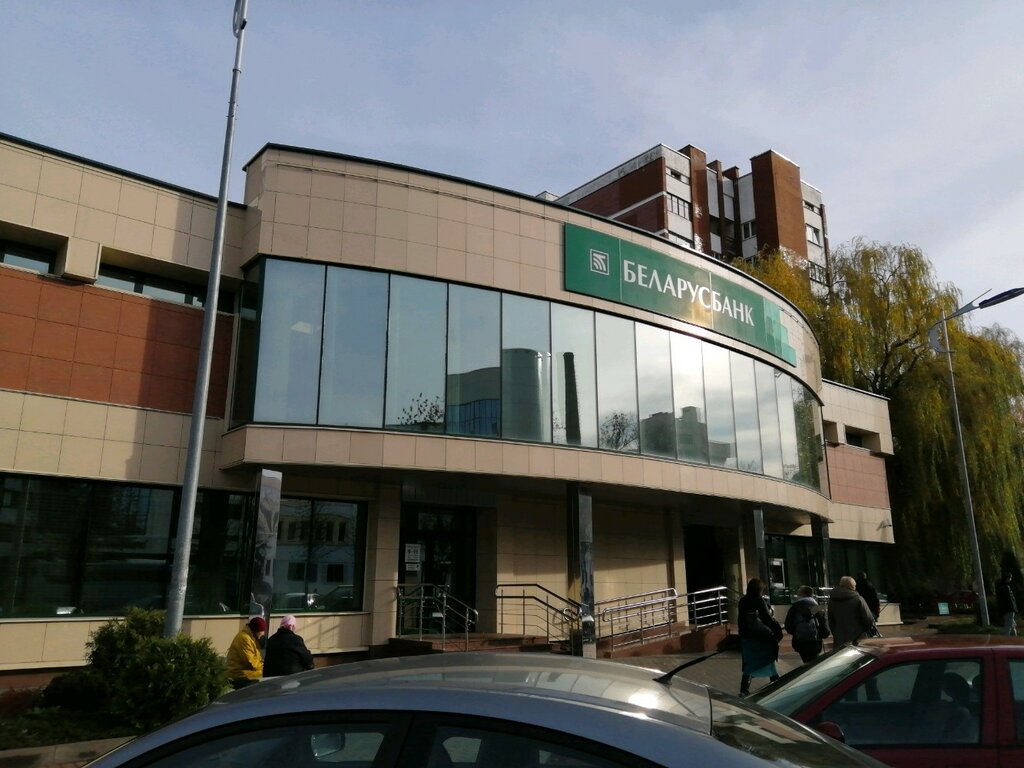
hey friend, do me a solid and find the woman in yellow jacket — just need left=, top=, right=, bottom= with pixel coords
left=226, top=616, right=267, bottom=689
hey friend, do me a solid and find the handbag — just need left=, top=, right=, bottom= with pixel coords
left=744, top=611, right=775, bottom=641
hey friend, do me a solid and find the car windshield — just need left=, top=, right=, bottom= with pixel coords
left=750, top=646, right=875, bottom=716
left=708, top=688, right=880, bottom=766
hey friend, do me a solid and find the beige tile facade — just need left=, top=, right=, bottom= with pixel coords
left=0, top=136, right=894, bottom=675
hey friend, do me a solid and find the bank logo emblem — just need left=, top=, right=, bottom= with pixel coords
left=589, top=248, right=609, bottom=275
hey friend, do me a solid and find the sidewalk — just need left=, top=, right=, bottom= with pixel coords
left=611, top=613, right=952, bottom=693
left=0, top=616, right=954, bottom=768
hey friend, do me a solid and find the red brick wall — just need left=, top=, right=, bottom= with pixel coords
left=0, top=267, right=232, bottom=416
left=750, top=151, right=807, bottom=259
left=826, top=444, right=890, bottom=508
left=570, top=159, right=666, bottom=232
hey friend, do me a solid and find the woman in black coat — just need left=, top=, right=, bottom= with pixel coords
left=263, top=615, right=315, bottom=677
left=737, top=577, right=782, bottom=696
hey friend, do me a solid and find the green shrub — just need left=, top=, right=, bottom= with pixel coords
left=87, top=607, right=165, bottom=675
left=42, top=668, right=109, bottom=711
left=106, top=634, right=228, bottom=731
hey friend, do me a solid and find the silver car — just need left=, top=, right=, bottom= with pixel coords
left=87, top=653, right=885, bottom=767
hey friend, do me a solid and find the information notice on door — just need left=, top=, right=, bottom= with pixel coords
left=405, top=543, right=422, bottom=563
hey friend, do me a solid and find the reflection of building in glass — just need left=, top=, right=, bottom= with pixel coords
left=446, top=367, right=500, bottom=436
left=675, top=406, right=709, bottom=461
left=502, top=348, right=550, bottom=441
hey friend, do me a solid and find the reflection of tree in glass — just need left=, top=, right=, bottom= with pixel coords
left=599, top=411, right=639, bottom=451
left=397, top=393, right=444, bottom=431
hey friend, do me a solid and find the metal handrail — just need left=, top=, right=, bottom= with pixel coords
left=395, top=583, right=479, bottom=651
left=494, top=583, right=582, bottom=644
left=598, top=585, right=730, bottom=654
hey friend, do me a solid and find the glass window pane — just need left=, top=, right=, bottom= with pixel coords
left=385, top=276, right=447, bottom=432
left=95, top=267, right=138, bottom=292
left=307, top=501, right=365, bottom=612
left=794, top=383, right=823, bottom=489
left=703, top=344, right=736, bottom=468
left=185, top=492, right=250, bottom=614
left=552, top=304, right=598, bottom=447
left=81, top=485, right=175, bottom=614
left=142, top=721, right=392, bottom=768
left=777, top=376, right=800, bottom=481
left=730, top=352, right=762, bottom=474
left=671, top=334, right=708, bottom=464
left=446, top=286, right=500, bottom=437
left=595, top=315, right=638, bottom=453
left=320, top=267, right=388, bottom=427
left=429, top=724, right=634, bottom=768
left=1, top=242, right=54, bottom=274
left=756, top=363, right=785, bottom=478
left=820, top=660, right=981, bottom=746
left=636, top=324, right=675, bottom=458
left=253, top=259, right=325, bottom=424
left=0, top=476, right=86, bottom=617
left=502, top=295, right=551, bottom=442
left=230, top=270, right=261, bottom=427
left=274, top=499, right=312, bottom=611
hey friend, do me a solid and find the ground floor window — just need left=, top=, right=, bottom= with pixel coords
left=273, top=498, right=367, bottom=613
left=0, top=473, right=367, bottom=618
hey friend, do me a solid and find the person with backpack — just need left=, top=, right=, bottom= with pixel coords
left=785, top=585, right=830, bottom=662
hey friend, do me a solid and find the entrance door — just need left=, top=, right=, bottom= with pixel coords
left=683, top=524, right=725, bottom=593
left=400, top=505, right=476, bottom=608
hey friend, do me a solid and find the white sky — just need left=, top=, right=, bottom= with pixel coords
left=4, top=1, right=1023, bottom=338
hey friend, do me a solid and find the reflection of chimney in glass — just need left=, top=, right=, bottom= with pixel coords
left=563, top=352, right=581, bottom=445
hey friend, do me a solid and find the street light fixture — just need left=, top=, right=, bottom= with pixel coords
left=928, top=286, right=1024, bottom=628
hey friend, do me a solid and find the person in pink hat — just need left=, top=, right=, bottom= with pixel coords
left=263, top=614, right=314, bottom=677
left=226, top=616, right=267, bottom=689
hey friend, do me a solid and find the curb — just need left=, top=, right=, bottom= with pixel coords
left=0, top=737, right=131, bottom=768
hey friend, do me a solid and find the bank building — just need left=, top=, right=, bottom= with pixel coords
left=0, top=133, right=895, bottom=681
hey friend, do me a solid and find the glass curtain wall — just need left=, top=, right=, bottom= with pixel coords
left=320, top=268, right=388, bottom=427
left=502, top=295, right=552, bottom=442
left=446, top=286, right=500, bottom=436
left=636, top=324, right=675, bottom=458
left=551, top=304, right=598, bottom=448
left=252, top=259, right=325, bottom=424
left=385, top=276, right=447, bottom=432
left=239, top=259, right=825, bottom=492
left=595, top=315, right=639, bottom=453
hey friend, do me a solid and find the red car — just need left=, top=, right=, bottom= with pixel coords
left=749, top=635, right=1024, bottom=768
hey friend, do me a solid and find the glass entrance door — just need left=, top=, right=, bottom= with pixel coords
left=399, top=505, right=476, bottom=608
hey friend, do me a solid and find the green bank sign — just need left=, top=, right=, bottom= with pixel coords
left=563, top=223, right=797, bottom=365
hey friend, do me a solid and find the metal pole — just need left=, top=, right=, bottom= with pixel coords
left=941, top=319, right=991, bottom=626
left=165, top=0, right=249, bottom=638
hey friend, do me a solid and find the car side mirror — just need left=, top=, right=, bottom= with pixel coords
left=815, top=721, right=846, bottom=743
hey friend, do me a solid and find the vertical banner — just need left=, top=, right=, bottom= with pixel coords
left=251, top=469, right=282, bottom=620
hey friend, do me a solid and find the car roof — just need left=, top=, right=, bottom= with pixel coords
left=94, top=653, right=887, bottom=768
left=218, top=652, right=712, bottom=730
left=853, top=634, right=1024, bottom=655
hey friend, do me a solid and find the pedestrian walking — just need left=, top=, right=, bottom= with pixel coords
left=996, top=572, right=1018, bottom=636
left=784, top=585, right=830, bottom=663
left=226, top=616, right=267, bottom=689
left=264, top=614, right=315, bottom=677
left=737, top=577, right=782, bottom=696
left=828, top=575, right=875, bottom=648
left=855, top=571, right=881, bottom=620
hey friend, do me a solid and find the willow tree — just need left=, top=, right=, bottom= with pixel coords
left=742, top=242, right=1024, bottom=600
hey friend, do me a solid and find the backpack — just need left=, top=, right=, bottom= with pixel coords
left=792, top=608, right=821, bottom=642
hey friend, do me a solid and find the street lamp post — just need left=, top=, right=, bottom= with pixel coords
left=164, top=0, right=250, bottom=638
left=928, top=286, right=1024, bottom=628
